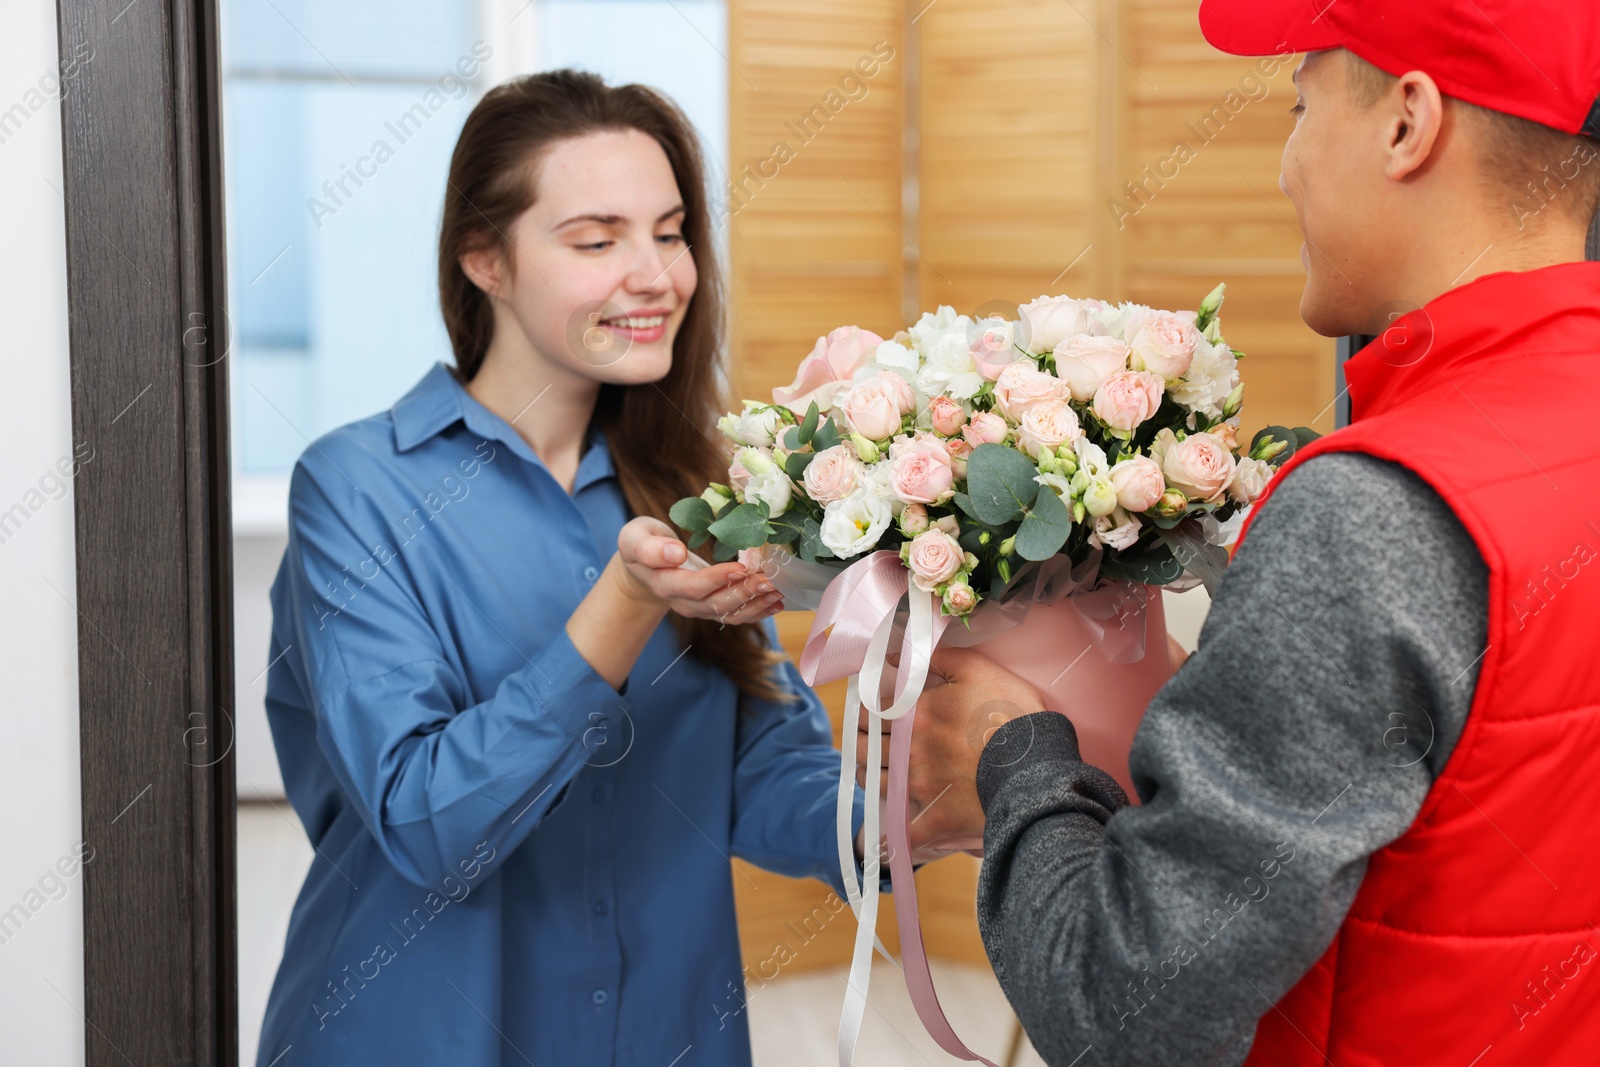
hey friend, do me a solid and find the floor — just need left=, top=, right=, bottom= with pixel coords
left=237, top=802, right=1048, bottom=1067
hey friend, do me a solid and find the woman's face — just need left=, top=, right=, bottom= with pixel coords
left=474, top=128, right=698, bottom=386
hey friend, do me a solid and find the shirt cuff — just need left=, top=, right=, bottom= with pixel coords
left=976, top=711, right=1082, bottom=811
left=522, top=626, right=633, bottom=744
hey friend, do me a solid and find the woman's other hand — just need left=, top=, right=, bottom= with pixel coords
left=614, top=516, right=781, bottom=625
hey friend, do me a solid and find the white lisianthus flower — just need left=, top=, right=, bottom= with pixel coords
left=1073, top=436, right=1112, bottom=480
left=916, top=333, right=986, bottom=400
left=744, top=465, right=792, bottom=519
left=1082, top=476, right=1120, bottom=517
left=734, top=446, right=777, bottom=478
left=1089, top=507, right=1142, bottom=551
left=1034, top=471, right=1075, bottom=501
left=700, top=484, right=733, bottom=512
left=1105, top=301, right=1155, bottom=343
left=717, top=401, right=783, bottom=447
left=820, top=487, right=893, bottom=558
left=1227, top=456, right=1275, bottom=505
left=1168, top=338, right=1241, bottom=419
left=908, top=306, right=968, bottom=353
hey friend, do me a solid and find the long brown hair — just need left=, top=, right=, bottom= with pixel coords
left=438, top=69, right=786, bottom=701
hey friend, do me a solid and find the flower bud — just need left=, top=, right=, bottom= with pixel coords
left=850, top=432, right=881, bottom=464
left=1221, top=382, right=1244, bottom=419
left=1083, top=477, right=1119, bottom=518
left=1250, top=435, right=1288, bottom=463
left=998, top=536, right=1015, bottom=557
left=1072, top=500, right=1087, bottom=524
left=978, top=531, right=991, bottom=545
left=701, top=484, right=733, bottom=512
left=943, top=580, right=978, bottom=617
left=1196, top=282, right=1225, bottom=329
left=1154, top=488, right=1188, bottom=517
left=997, top=556, right=1012, bottom=583
left=963, top=552, right=980, bottom=572
left=898, top=503, right=930, bottom=536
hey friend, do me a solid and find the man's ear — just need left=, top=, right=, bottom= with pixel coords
left=459, top=244, right=506, bottom=299
left=1383, top=70, right=1446, bottom=181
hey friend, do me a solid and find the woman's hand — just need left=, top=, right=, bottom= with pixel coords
left=614, top=516, right=782, bottom=626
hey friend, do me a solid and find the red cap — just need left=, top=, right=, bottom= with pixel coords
left=1197, top=0, right=1600, bottom=137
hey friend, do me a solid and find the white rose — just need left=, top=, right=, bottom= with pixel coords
left=717, top=401, right=783, bottom=447
left=1017, top=295, right=1090, bottom=352
left=745, top=465, right=793, bottom=518
left=820, top=487, right=893, bottom=558
left=1228, top=457, right=1275, bottom=504
left=1082, top=476, right=1119, bottom=517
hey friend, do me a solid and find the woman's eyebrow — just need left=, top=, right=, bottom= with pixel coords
left=554, top=205, right=686, bottom=230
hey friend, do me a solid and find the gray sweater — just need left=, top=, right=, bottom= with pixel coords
left=973, top=452, right=1489, bottom=1066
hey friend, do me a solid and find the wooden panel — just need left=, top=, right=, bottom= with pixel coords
left=727, top=0, right=907, bottom=973
left=916, top=0, right=1102, bottom=312
left=1118, top=0, right=1335, bottom=436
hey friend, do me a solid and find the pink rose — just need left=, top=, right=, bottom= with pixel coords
left=771, top=325, right=884, bottom=414
left=1092, top=370, right=1165, bottom=432
left=929, top=395, right=966, bottom=437
left=1016, top=400, right=1083, bottom=459
left=802, top=444, right=864, bottom=504
left=905, top=529, right=965, bottom=593
left=942, top=580, right=979, bottom=615
left=1151, top=429, right=1236, bottom=503
left=963, top=411, right=1009, bottom=447
left=1055, top=335, right=1131, bottom=402
left=944, top=435, right=973, bottom=479
left=1128, top=312, right=1200, bottom=380
left=898, top=502, right=930, bottom=536
left=837, top=373, right=911, bottom=440
left=889, top=435, right=955, bottom=504
left=728, top=454, right=752, bottom=491
left=970, top=318, right=1018, bottom=380
left=993, top=361, right=1069, bottom=421
left=1108, top=455, right=1165, bottom=512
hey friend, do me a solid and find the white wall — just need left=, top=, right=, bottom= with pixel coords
left=0, top=4, right=87, bottom=1063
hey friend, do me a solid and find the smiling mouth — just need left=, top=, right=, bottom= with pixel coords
left=598, top=311, right=670, bottom=343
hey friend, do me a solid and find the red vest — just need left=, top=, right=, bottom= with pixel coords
left=1237, top=262, right=1600, bottom=1066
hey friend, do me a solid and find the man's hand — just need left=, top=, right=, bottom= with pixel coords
left=614, top=516, right=781, bottom=625
left=856, top=646, right=1047, bottom=857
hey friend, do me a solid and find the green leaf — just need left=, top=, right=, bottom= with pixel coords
left=1014, top=486, right=1072, bottom=561
left=687, top=529, right=709, bottom=550
left=952, top=492, right=982, bottom=520
left=767, top=515, right=802, bottom=545
left=707, top=502, right=772, bottom=550
left=1098, top=542, right=1187, bottom=585
left=783, top=425, right=803, bottom=451
left=1155, top=521, right=1230, bottom=595
left=1291, top=425, right=1322, bottom=448
left=965, top=444, right=1040, bottom=524
left=1251, top=425, right=1297, bottom=466
left=785, top=450, right=816, bottom=483
left=669, top=496, right=714, bottom=535
left=798, top=401, right=820, bottom=446
left=812, top=416, right=841, bottom=453
left=798, top=516, right=833, bottom=562
left=712, top=538, right=739, bottom=562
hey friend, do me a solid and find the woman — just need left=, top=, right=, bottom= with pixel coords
left=256, top=70, right=872, bottom=1066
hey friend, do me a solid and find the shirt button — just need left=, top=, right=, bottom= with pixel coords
left=593, top=899, right=608, bottom=916
left=583, top=565, right=599, bottom=582
left=591, top=785, right=607, bottom=805
left=592, top=989, right=608, bottom=1005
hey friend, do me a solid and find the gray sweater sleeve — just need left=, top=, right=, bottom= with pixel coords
left=972, top=452, right=1488, bottom=1067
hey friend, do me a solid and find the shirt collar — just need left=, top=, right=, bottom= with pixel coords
left=1346, top=261, right=1600, bottom=422
left=391, top=362, right=616, bottom=490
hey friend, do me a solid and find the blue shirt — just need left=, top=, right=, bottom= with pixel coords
left=256, top=363, right=869, bottom=1067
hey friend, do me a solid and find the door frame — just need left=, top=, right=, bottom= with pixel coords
left=60, top=0, right=237, bottom=1063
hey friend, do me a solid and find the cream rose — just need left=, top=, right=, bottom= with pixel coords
left=1018, top=294, right=1090, bottom=352
left=836, top=373, right=913, bottom=440
left=888, top=435, right=955, bottom=505
left=905, top=528, right=965, bottom=593
left=993, top=361, right=1069, bottom=422
left=1227, top=457, right=1274, bottom=505
left=1054, top=335, right=1131, bottom=403
left=802, top=444, right=864, bottom=504
left=942, top=580, right=979, bottom=616
left=1151, top=428, right=1236, bottom=503
left=1092, top=370, right=1165, bottom=432
left=1128, top=311, right=1201, bottom=380
left=1016, top=400, right=1083, bottom=459
left=1108, top=455, right=1166, bottom=513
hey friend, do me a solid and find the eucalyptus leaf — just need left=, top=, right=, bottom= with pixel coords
left=1098, top=542, right=1186, bottom=586
left=669, top=496, right=714, bottom=535
left=783, top=425, right=803, bottom=451
left=707, top=502, right=772, bottom=550
left=1155, top=521, right=1230, bottom=595
left=1014, top=487, right=1072, bottom=561
left=812, top=416, right=841, bottom=453
left=712, top=538, right=739, bottom=563
left=966, top=443, right=1039, bottom=524
left=785, top=451, right=816, bottom=483
left=799, top=401, right=820, bottom=446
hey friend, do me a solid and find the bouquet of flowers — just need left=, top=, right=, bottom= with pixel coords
left=672, top=285, right=1316, bottom=1067
left=672, top=284, right=1316, bottom=613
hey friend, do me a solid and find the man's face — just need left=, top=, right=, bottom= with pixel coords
left=1280, top=50, right=1397, bottom=337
